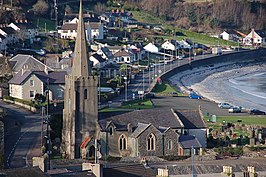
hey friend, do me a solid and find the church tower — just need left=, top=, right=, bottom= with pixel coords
left=61, top=0, right=99, bottom=159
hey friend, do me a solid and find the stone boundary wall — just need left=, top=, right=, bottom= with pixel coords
left=3, top=99, right=38, bottom=113
left=161, top=48, right=266, bottom=81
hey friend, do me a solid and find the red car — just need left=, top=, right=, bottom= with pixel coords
left=188, top=57, right=194, bottom=61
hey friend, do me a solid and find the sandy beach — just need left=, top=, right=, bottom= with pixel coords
left=169, top=60, right=266, bottom=112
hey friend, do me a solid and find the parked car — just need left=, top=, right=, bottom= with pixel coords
left=218, top=103, right=232, bottom=109
left=228, top=107, right=241, bottom=113
left=189, top=92, right=201, bottom=99
left=188, top=57, right=194, bottom=61
left=249, top=109, right=266, bottom=115
left=171, top=92, right=178, bottom=97
left=177, top=55, right=184, bottom=60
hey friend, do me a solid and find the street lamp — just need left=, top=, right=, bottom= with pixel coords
left=124, top=76, right=127, bottom=101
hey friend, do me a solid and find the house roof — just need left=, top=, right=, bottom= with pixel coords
left=64, top=13, right=100, bottom=23
left=14, top=22, right=37, bottom=29
left=1, top=27, right=16, bottom=35
left=0, top=167, right=48, bottom=177
left=179, top=135, right=202, bottom=149
left=130, top=123, right=151, bottom=138
left=9, top=54, right=53, bottom=73
left=103, top=164, right=156, bottom=177
left=174, top=109, right=206, bottom=129
left=255, top=30, right=266, bottom=38
left=100, top=47, right=114, bottom=58
left=49, top=169, right=96, bottom=177
left=91, top=53, right=105, bottom=63
left=99, top=108, right=184, bottom=131
left=89, top=22, right=101, bottom=29
left=0, top=34, right=6, bottom=39
left=61, top=23, right=77, bottom=30
left=8, top=71, right=67, bottom=85
left=114, top=50, right=131, bottom=57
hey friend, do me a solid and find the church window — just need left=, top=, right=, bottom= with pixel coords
left=168, top=140, right=172, bottom=150
left=147, top=133, right=156, bottom=151
left=119, top=134, right=127, bottom=150
left=109, top=127, right=113, bottom=135
left=84, top=89, right=88, bottom=99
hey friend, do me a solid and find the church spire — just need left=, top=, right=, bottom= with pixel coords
left=71, top=0, right=91, bottom=78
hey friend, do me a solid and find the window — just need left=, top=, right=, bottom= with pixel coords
left=30, top=80, right=34, bottom=87
left=168, top=140, right=172, bottom=150
left=109, top=127, right=113, bottom=135
left=84, top=89, right=87, bottom=99
left=30, top=91, right=35, bottom=98
left=147, top=133, right=156, bottom=151
left=119, top=134, right=127, bottom=150
left=58, top=89, right=63, bottom=98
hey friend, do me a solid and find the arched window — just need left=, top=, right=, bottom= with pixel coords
left=119, top=134, right=127, bottom=150
left=147, top=133, right=156, bottom=151
left=84, top=89, right=88, bottom=99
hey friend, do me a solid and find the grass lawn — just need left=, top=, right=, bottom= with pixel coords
left=211, top=116, right=266, bottom=126
left=32, top=17, right=55, bottom=32
left=152, top=83, right=184, bottom=96
left=99, top=99, right=153, bottom=112
left=131, top=11, right=165, bottom=24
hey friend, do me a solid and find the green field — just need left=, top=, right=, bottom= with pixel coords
left=206, top=116, right=266, bottom=126
left=151, top=83, right=183, bottom=96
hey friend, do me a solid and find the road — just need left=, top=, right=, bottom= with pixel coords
left=111, top=50, right=240, bottom=104
left=0, top=100, right=42, bottom=168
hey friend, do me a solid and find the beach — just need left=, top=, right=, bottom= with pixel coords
left=169, top=60, right=266, bottom=112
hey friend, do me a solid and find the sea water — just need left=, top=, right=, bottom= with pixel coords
left=229, top=72, right=266, bottom=111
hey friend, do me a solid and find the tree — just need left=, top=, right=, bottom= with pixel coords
left=94, top=2, right=106, bottom=15
left=32, top=0, right=50, bottom=16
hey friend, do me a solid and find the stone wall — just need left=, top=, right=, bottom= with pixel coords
left=0, top=121, right=4, bottom=169
left=161, top=48, right=266, bottom=81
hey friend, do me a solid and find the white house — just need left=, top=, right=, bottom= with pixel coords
left=178, top=40, right=191, bottom=49
left=144, top=42, right=159, bottom=53
left=8, top=21, right=38, bottom=43
left=219, top=30, right=242, bottom=41
left=58, top=21, right=103, bottom=40
left=161, top=40, right=176, bottom=51
left=114, top=50, right=134, bottom=64
left=243, top=29, right=266, bottom=46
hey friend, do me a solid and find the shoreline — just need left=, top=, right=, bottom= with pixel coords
left=169, top=60, right=266, bottom=111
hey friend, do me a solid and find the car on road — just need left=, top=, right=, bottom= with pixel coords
left=171, top=92, right=178, bottom=97
left=218, top=103, right=232, bottom=109
left=189, top=92, right=201, bottom=99
left=249, top=109, right=266, bottom=115
left=177, top=55, right=185, bottom=60
left=228, top=107, right=241, bottom=113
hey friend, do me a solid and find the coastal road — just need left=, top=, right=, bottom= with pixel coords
left=0, top=100, right=42, bottom=168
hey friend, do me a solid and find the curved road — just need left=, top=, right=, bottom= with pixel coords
left=1, top=100, right=42, bottom=168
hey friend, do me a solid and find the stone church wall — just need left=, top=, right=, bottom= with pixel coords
left=164, top=129, right=179, bottom=156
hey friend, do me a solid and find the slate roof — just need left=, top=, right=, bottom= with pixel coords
left=130, top=123, right=151, bottom=138
left=91, top=53, right=105, bottom=63
left=64, top=13, right=100, bottom=23
left=98, top=108, right=183, bottom=131
left=100, top=47, right=114, bottom=59
left=179, top=135, right=202, bottom=149
left=89, top=22, right=101, bottom=29
left=14, top=22, right=37, bottom=29
left=9, top=54, right=53, bottom=73
left=174, top=109, right=206, bottom=129
left=61, top=23, right=77, bottom=30
left=49, top=170, right=96, bottom=177
left=0, top=167, right=48, bottom=177
left=8, top=71, right=67, bottom=85
left=255, top=30, right=266, bottom=38
left=103, top=164, right=156, bottom=177
left=0, top=34, right=6, bottom=39
left=0, top=27, right=16, bottom=34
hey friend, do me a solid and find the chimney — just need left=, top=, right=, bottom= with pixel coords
left=111, top=9, right=114, bottom=13
left=20, top=19, right=23, bottom=23
left=116, top=9, right=119, bottom=13
left=121, top=9, right=124, bottom=13
left=25, top=19, right=27, bottom=23
left=15, top=20, right=18, bottom=23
